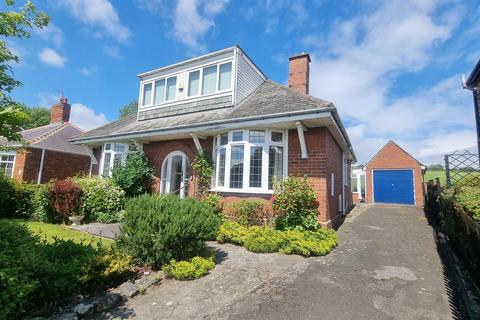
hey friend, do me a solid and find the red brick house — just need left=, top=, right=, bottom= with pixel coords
left=71, top=46, right=356, bottom=228
left=0, top=98, right=91, bottom=184
left=364, top=141, right=425, bottom=206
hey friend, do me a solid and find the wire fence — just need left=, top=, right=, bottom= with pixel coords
left=444, top=148, right=480, bottom=188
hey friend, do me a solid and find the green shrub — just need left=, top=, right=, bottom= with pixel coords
left=201, top=193, right=223, bottom=215
left=243, top=227, right=285, bottom=253
left=75, top=177, right=125, bottom=223
left=0, top=219, right=131, bottom=319
left=454, top=187, right=480, bottom=221
left=216, top=222, right=337, bottom=257
left=163, top=256, right=215, bottom=280
left=280, top=229, right=338, bottom=257
left=233, top=199, right=268, bottom=226
left=0, top=171, right=18, bottom=218
left=191, top=153, right=214, bottom=198
left=112, top=151, right=154, bottom=197
left=31, top=183, right=57, bottom=223
left=118, top=195, right=221, bottom=268
left=216, top=221, right=249, bottom=245
left=273, top=176, right=319, bottom=231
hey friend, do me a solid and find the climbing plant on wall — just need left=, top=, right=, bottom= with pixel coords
left=191, top=152, right=214, bottom=199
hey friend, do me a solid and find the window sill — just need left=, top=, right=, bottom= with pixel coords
left=210, top=188, right=273, bottom=195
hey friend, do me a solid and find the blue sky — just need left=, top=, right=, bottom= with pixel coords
left=7, top=0, right=480, bottom=163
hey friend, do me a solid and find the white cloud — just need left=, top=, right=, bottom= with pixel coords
left=306, top=0, right=472, bottom=163
left=39, top=48, right=67, bottom=67
left=56, top=0, right=131, bottom=43
left=173, top=0, right=228, bottom=52
left=103, top=45, right=122, bottom=59
left=78, top=66, right=98, bottom=77
left=70, top=103, right=109, bottom=130
left=37, top=92, right=61, bottom=107
left=34, top=22, right=63, bottom=47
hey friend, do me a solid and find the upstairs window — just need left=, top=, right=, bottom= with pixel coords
left=187, top=61, right=233, bottom=98
left=142, top=75, right=177, bottom=107
left=142, top=83, right=152, bottom=106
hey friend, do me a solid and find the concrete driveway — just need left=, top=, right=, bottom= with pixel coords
left=99, top=205, right=466, bottom=320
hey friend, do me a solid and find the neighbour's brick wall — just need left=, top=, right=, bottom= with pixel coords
left=12, top=148, right=90, bottom=183
left=365, top=142, right=424, bottom=206
left=40, top=150, right=90, bottom=183
left=352, top=192, right=361, bottom=204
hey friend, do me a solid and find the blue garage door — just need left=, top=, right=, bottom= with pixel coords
left=373, top=170, right=414, bottom=205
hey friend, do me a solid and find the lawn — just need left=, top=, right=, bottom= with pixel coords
left=10, top=219, right=113, bottom=247
left=424, top=170, right=446, bottom=186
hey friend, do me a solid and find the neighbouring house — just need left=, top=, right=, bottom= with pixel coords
left=0, top=98, right=91, bottom=183
left=351, top=167, right=365, bottom=204
left=70, top=46, right=356, bottom=228
left=361, top=141, right=425, bottom=206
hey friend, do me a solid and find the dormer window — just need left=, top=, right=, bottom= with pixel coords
left=142, top=75, right=177, bottom=107
left=187, top=61, right=233, bottom=97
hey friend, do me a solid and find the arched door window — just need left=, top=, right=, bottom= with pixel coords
left=160, top=151, right=190, bottom=198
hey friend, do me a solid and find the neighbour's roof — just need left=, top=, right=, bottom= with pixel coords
left=5, top=122, right=89, bottom=155
left=72, top=80, right=333, bottom=141
left=364, top=140, right=424, bottom=168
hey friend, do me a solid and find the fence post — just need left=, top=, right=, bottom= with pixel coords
left=445, top=154, right=451, bottom=188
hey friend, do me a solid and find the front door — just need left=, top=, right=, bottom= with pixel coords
left=161, top=152, right=189, bottom=198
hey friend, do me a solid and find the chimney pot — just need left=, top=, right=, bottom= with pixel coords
left=50, top=97, right=71, bottom=124
left=289, top=52, right=311, bottom=95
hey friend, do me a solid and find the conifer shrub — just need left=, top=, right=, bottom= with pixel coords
left=118, top=195, right=221, bottom=268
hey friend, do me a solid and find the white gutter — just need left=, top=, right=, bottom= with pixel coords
left=37, top=148, right=45, bottom=184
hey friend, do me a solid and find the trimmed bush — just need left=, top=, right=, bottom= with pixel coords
left=50, top=179, right=83, bottom=221
left=216, top=221, right=337, bottom=257
left=112, top=151, right=154, bottom=197
left=273, top=176, right=320, bottom=231
left=216, top=221, right=249, bottom=245
left=0, top=171, right=18, bottom=218
left=454, top=187, right=480, bottom=221
left=31, top=183, right=57, bottom=223
left=233, top=199, right=270, bottom=226
left=75, top=177, right=125, bottom=223
left=118, top=195, right=221, bottom=268
left=163, top=256, right=215, bottom=280
left=244, top=227, right=284, bottom=253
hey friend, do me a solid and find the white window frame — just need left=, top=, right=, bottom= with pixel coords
left=141, top=75, right=178, bottom=107
left=0, top=151, right=16, bottom=178
left=185, top=61, right=233, bottom=99
left=212, top=128, right=288, bottom=194
left=99, top=142, right=138, bottom=177
left=160, top=151, right=190, bottom=198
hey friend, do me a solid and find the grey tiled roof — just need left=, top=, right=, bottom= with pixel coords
left=3, top=123, right=89, bottom=155
left=72, top=80, right=333, bottom=141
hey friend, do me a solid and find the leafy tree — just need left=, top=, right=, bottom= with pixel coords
left=20, top=104, right=50, bottom=129
left=0, top=0, right=49, bottom=142
left=119, top=100, right=138, bottom=118
left=428, top=164, right=444, bottom=171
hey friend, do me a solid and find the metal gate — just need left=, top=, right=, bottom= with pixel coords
left=444, top=148, right=480, bottom=187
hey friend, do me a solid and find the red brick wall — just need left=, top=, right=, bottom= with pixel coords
left=12, top=148, right=90, bottom=183
left=365, top=142, right=424, bottom=206
left=143, top=138, right=213, bottom=197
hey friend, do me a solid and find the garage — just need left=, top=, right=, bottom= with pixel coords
left=372, top=169, right=415, bottom=205
left=364, top=141, right=425, bottom=206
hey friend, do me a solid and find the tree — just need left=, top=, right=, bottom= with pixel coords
left=0, top=1, right=49, bottom=142
left=119, top=100, right=138, bottom=118
left=19, top=104, right=50, bottom=129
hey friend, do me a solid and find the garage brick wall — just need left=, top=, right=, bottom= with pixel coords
left=365, top=142, right=424, bottom=206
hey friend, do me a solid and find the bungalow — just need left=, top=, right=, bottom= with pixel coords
left=70, top=46, right=356, bottom=228
left=0, top=98, right=91, bottom=183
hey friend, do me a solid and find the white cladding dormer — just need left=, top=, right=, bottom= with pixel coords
left=137, top=46, right=266, bottom=121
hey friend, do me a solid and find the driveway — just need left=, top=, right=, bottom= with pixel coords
left=99, top=205, right=466, bottom=320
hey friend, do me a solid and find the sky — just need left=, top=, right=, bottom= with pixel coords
left=6, top=0, right=480, bottom=164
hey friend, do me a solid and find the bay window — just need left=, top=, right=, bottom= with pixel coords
left=214, top=129, right=286, bottom=193
left=100, top=142, right=138, bottom=177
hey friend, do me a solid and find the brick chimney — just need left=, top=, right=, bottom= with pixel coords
left=289, top=52, right=311, bottom=95
left=50, top=97, right=71, bottom=124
